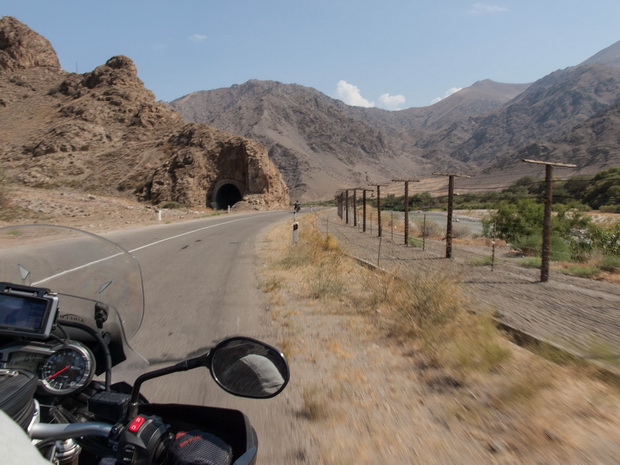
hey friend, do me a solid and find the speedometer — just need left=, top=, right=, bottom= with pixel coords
left=39, top=342, right=95, bottom=395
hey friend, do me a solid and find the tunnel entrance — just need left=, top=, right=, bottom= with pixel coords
left=213, top=182, right=243, bottom=210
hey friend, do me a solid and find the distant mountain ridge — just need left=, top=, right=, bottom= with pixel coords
left=170, top=79, right=530, bottom=198
left=580, top=40, right=620, bottom=67
left=171, top=40, right=620, bottom=199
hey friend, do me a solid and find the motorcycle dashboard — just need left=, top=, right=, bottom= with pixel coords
left=0, top=340, right=96, bottom=396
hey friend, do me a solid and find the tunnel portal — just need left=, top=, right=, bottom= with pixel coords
left=212, top=182, right=243, bottom=210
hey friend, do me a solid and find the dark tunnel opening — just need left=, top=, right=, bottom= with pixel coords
left=214, top=183, right=243, bottom=210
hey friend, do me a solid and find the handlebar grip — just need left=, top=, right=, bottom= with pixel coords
left=29, top=422, right=113, bottom=440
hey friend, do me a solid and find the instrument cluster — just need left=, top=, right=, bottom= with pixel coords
left=0, top=340, right=96, bottom=395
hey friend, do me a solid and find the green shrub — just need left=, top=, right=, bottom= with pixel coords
left=558, top=265, right=600, bottom=278
left=519, top=257, right=541, bottom=268
left=599, top=256, right=620, bottom=273
left=158, top=201, right=184, bottom=209
left=469, top=256, right=494, bottom=267
left=407, top=236, right=423, bottom=247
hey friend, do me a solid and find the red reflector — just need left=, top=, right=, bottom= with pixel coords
left=128, top=416, right=146, bottom=433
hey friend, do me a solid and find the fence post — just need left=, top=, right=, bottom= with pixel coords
left=491, top=220, right=496, bottom=271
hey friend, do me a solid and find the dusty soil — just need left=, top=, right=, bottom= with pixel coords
left=0, top=186, right=223, bottom=231
left=257, top=211, right=620, bottom=464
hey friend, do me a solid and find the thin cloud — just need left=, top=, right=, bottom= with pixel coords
left=431, top=87, right=463, bottom=104
left=336, top=80, right=375, bottom=108
left=378, top=93, right=406, bottom=111
left=470, top=3, right=508, bottom=14
left=188, top=33, right=207, bottom=43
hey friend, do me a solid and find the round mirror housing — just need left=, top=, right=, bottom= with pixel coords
left=209, top=337, right=289, bottom=399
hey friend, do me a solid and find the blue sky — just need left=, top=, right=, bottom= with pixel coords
left=2, top=1, right=619, bottom=110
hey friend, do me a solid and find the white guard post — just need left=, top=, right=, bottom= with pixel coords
left=157, top=209, right=162, bottom=221
left=292, top=221, right=299, bottom=245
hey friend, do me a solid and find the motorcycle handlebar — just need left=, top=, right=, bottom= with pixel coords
left=29, top=422, right=113, bottom=440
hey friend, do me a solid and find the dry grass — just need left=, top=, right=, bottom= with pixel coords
left=257, top=213, right=620, bottom=464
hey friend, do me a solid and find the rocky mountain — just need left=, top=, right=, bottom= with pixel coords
left=2, top=16, right=619, bottom=205
left=580, top=40, right=620, bottom=67
left=172, top=42, right=620, bottom=200
left=171, top=79, right=529, bottom=199
left=171, top=80, right=424, bottom=200
left=450, top=63, right=620, bottom=165
left=0, top=17, right=289, bottom=210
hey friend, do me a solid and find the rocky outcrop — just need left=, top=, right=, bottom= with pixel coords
left=142, top=124, right=288, bottom=209
left=0, top=16, right=60, bottom=71
left=0, top=18, right=289, bottom=210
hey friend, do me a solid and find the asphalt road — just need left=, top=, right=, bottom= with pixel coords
left=103, top=213, right=285, bottom=360
left=104, top=210, right=303, bottom=463
left=0, top=211, right=307, bottom=463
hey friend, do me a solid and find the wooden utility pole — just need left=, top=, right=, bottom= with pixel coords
left=371, top=184, right=389, bottom=237
left=360, top=188, right=374, bottom=232
left=352, top=189, right=358, bottom=227
left=523, top=159, right=577, bottom=282
left=393, top=179, right=420, bottom=246
left=334, top=191, right=343, bottom=219
left=433, top=173, right=470, bottom=259
left=344, top=189, right=350, bottom=224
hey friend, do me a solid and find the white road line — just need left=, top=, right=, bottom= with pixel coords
left=34, top=214, right=271, bottom=285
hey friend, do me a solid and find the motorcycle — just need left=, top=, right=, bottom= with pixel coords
left=0, top=225, right=289, bottom=465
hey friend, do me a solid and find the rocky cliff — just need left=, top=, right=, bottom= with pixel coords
left=0, top=17, right=289, bottom=210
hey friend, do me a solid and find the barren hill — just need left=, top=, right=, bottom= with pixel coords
left=0, top=17, right=289, bottom=211
left=171, top=80, right=427, bottom=201
left=172, top=42, right=620, bottom=199
left=171, top=79, right=528, bottom=199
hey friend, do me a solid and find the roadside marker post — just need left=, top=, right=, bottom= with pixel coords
left=292, top=221, right=299, bottom=245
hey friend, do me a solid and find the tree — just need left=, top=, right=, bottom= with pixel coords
left=582, top=167, right=620, bottom=210
left=490, top=199, right=544, bottom=242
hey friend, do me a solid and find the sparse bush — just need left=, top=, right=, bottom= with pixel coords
left=451, top=223, right=471, bottom=239
left=469, top=256, right=494, bottom=267
left=158, top=201, right=184, bottom=209
left=558, top=264, right=600, bottom=278
left=388, top=270, right=509, bottom=373
left=322, top=234, right=341, bottom=253
left=414, top=218, right=443, bottom=238
left=519, top=257, right=541, bottom=268
left=511, top=233, right=572, bottom=260
left=407, top=236, right=423, bottom=248
left=301, top=386, right=329, bottom=421
left=307, top=261, right=345, bottom=300
left=598, top=255, right=620, bottom=273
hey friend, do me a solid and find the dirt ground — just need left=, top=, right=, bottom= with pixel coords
left=259, top=212, right=620, bottom=464
left=3, top=189, right=620, bottom=464
left=0, top=186, right=218, bottom=231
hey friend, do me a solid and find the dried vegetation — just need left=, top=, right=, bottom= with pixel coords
left=258, top=213, right=620, bottom=464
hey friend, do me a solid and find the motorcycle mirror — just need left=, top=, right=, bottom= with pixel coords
left=209, top=337, right=290, bottom=399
